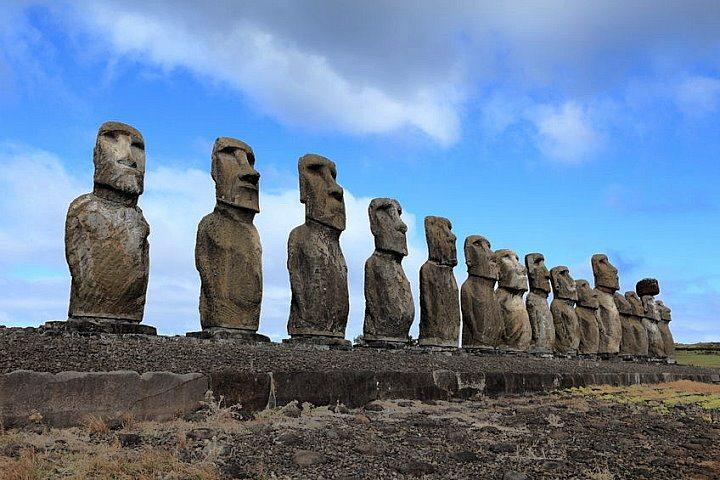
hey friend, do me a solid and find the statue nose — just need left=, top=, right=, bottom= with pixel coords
left=240, top=169, right=260, bottom=185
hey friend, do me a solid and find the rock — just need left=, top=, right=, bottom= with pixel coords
left=550, top=266, right=580, bottom=355
left=451, top=450, right=480, bottom=462
left=656, top=300, right=676, bottom=359
left=329, top=404, right=350, bottom=414
left=396, top=459, right=436, bottom=476
left=274, top=431, right=303, bottom=446
left=462, top=236, right=503, bottom=348
left=575, top=279, right=600, bottom=354
left=117, top=432, right=142, bottom=447
left=502, top=471, right=528, bottom=480
left=592, top=254, right=621, bottom=354
left=187, top=428, right=217, bottom=441
left=195, top=137, right=265, bottom=336
left=281, top=401, right=302, bottom=418
left=489, top=442, right=516, bottom=454
left=287, top=154, right=349, bottom=342
left=495, top=249, right=531, bottom=351
left=354, top=442, right=380, bottom=455
left=524, top=253, right=555, bottom=353
left=292, top=449, right=328, bottom=467
left=65, top=121, right=151, bottom=328
left=641, top=295, right=666, bottom=358
left=355, top=414, right=371, bottom=425
left=418, top=216, right=460, bottom=347
left=364, top=401, right=384, bottom=412
left=363, top=198, right=414, bottom=346
left=626, top=292, right=650, bottom=357
left=397, top=401, right=414, bottom=407
left=636, top=278, right=660, bottom=297
left=480, top=425, right=501, bottom=435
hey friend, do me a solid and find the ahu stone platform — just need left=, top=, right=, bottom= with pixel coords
left=0, top=328, right=717, bottom=428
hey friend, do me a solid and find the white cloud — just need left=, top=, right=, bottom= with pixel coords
left=676, top=75, right=720, bottom=117
left=0, top=145, right=426, bottom=340
left=530, top=102, right=602, bottom=163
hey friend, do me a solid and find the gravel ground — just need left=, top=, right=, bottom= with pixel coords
left=0, top=327, right=715, bottom=376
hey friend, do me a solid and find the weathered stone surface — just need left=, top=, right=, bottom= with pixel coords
left=592, top=254, right=621, bottom=354
left=615, top=293, right=639, bottom=356
left=495, top=249, right=531, bottom=351
left=0, top=370, right=208, bottom=428
left=575, top=280, right=600, bottom=355
left=195, top=137, right=264, bottom=335
left=287, top=154, right=349, bottom=341
left=656, top=300, right=676, bottom=359
left=66, top=121, right=150, bottom=325
left=641, top=295, right=666, bottom=358
left=524, top=253, right=554, bottom=353
left=625, top=292, right=650, bottom=357
left=550, top=266, right=580, bottom=355
left=461, top=236, right=502, bottom=349
left=363, top=199, right=413, bottom=345
left=636, top=278, right=660, bottom=297
left=419, top=217, right=459, bottom=347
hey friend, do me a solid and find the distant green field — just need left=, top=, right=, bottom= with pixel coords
left=675, top=350, right=720, bottom=368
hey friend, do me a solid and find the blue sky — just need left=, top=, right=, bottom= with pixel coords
left=1, top=1, right=719, bottom=342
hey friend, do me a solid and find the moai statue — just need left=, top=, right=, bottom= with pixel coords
left=495, top=249, right=531, bottom=351
left=656, top=300, right=676, bottom=361
left=461, top=236, right=503, bottom=350
left=190, top=137, right=268, bottom=341
left=362, top=198, right=414, bottom=347
left=419, top=216, right=460, bottom=347
left=591, top=254, right=621, bottom=356
left=575, top=280, right=600, bottom=355
left=614, top=292, right=639, bottom=358
left=59, top=121, right=154, bottom=335
left=286, top=154, right=349, bottom=346
left=637, top=278, right=666, bottom=359
left=524, top=253, right=555, bottom=354
left=550, top=266, right=580, bottom=355
left=625, top=292, right=650, bottom=358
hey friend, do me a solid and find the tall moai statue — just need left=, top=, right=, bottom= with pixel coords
left=625, top=292, right=650, bottom=358
left=575, top=280, right=600, bottom=355
left=495, top=249, right=531, bottom=351
left=60, top=121, right=154, bottom=335
left=656, top=300, right=676, bottom=361
left=637, top=278, right=666, bottom=359
left=591, top=254, right=621, bottom=356
left=286, top=154, right=349, bottom=346
left=190, top=137, right=268, bottom=341
left=461, top=236, right=503, bottom=350
left=419, top=216, right=460, bottom=347
left=614, top=292, right=640, bottom=358
left=550, top=266, right=580, bottom=355
left=362, top=198, right=414, bottom=347
left=524, top=253, right=555, bottom=354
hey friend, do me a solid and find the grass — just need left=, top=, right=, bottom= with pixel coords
left=675, top=350, right=720, bottom=368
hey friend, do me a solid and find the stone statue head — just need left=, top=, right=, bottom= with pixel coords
left=299, top=154, right=346, bottom=231
left=591, top=254, right=619, bottom=291
left=575, top=279, right=598, bottom=309
left=625, top=291, right=645, bottom=317
left=495, top=249, right=528, bottom=292
left=369, top=198, right=407, bottom=256
left=424, top=216, right=457, bottom=266
left=636, top=278, right=660, bottom=297
left=641, top=295, right=659, bottom=321
left=464, top=235, right=497, bottom=280
left=525, top=253, right=550, bottom=293
left=550, top=266, right=578, bottom=301
left=656, top=300, right=671, bottom=322
left=211, top=137, right=259, bottom=213
left=93, top=121, right=145, bottom=196
left=613, top=292, right=632, bottom=315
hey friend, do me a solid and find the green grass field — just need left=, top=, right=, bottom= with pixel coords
left=675, top=350, right=720, bottom=368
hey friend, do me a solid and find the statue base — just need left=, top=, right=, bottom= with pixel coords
left=355, top=336, right=409, bottom=349
left=417, top=337, right=458, bottom=349
left=186, top=328, right=270, bottom=343
left=43, top=318, right=157, bottom=336
left=462, top=345, right=499, bottom=355
left=577, top=353, right=598, bottom=360
left=283, top=335, right=352, bottom=350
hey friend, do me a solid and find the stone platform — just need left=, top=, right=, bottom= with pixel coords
left=0, top=328, right=717, bottom=427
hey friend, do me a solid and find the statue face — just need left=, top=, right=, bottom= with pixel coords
left=591, top=254, right=619, bottom=291
left=656, top=300, right=672, bottom=322
left=425, top=216, right=457, bottom=266
left=464, top=235, right=497, bottom=279
left=495, top=249, right=528, bottom=292
left=613, top=292, right=632, bottom=315
left=525, top=253, right=550, bottom=293
left=641, top=295, right=659, bottom=321
left=212, top=137, right=259, bottom=212
left=93, top=121, right=145, bottom=196
left=625, top=291, right=645, bottom=317
left=299, top=154, right=345, bottom=231
left=550, top=266, right=577, bottom=301
left=369, top=198, right=407, bottom=256
left=575, top=280, right=598, bottom=308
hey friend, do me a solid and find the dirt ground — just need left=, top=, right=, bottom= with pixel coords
left=1, top=381, right=719, bottom=480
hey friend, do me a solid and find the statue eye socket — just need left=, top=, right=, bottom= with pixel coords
left=308, top=163, right=323, bottom=172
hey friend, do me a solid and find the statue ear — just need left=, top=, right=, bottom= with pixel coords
left=299, top=173, right=308, bottom=204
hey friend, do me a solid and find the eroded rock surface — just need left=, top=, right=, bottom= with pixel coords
left=626, top=292, right=650, bottom=357
left=524, top=253, right=554, bottom=354
left=461, top=236, right=502, bottom=349
left=641, top=295, right=666, bottom=359
left=495, top=249, right=530, bottom=351
left=575, top=280, right=600, bottom=355
left=550, top=266, right=580, bottom=355
left=656, top=300, right=676, bottom=359
left=592, top=254, right=621, bottom=355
